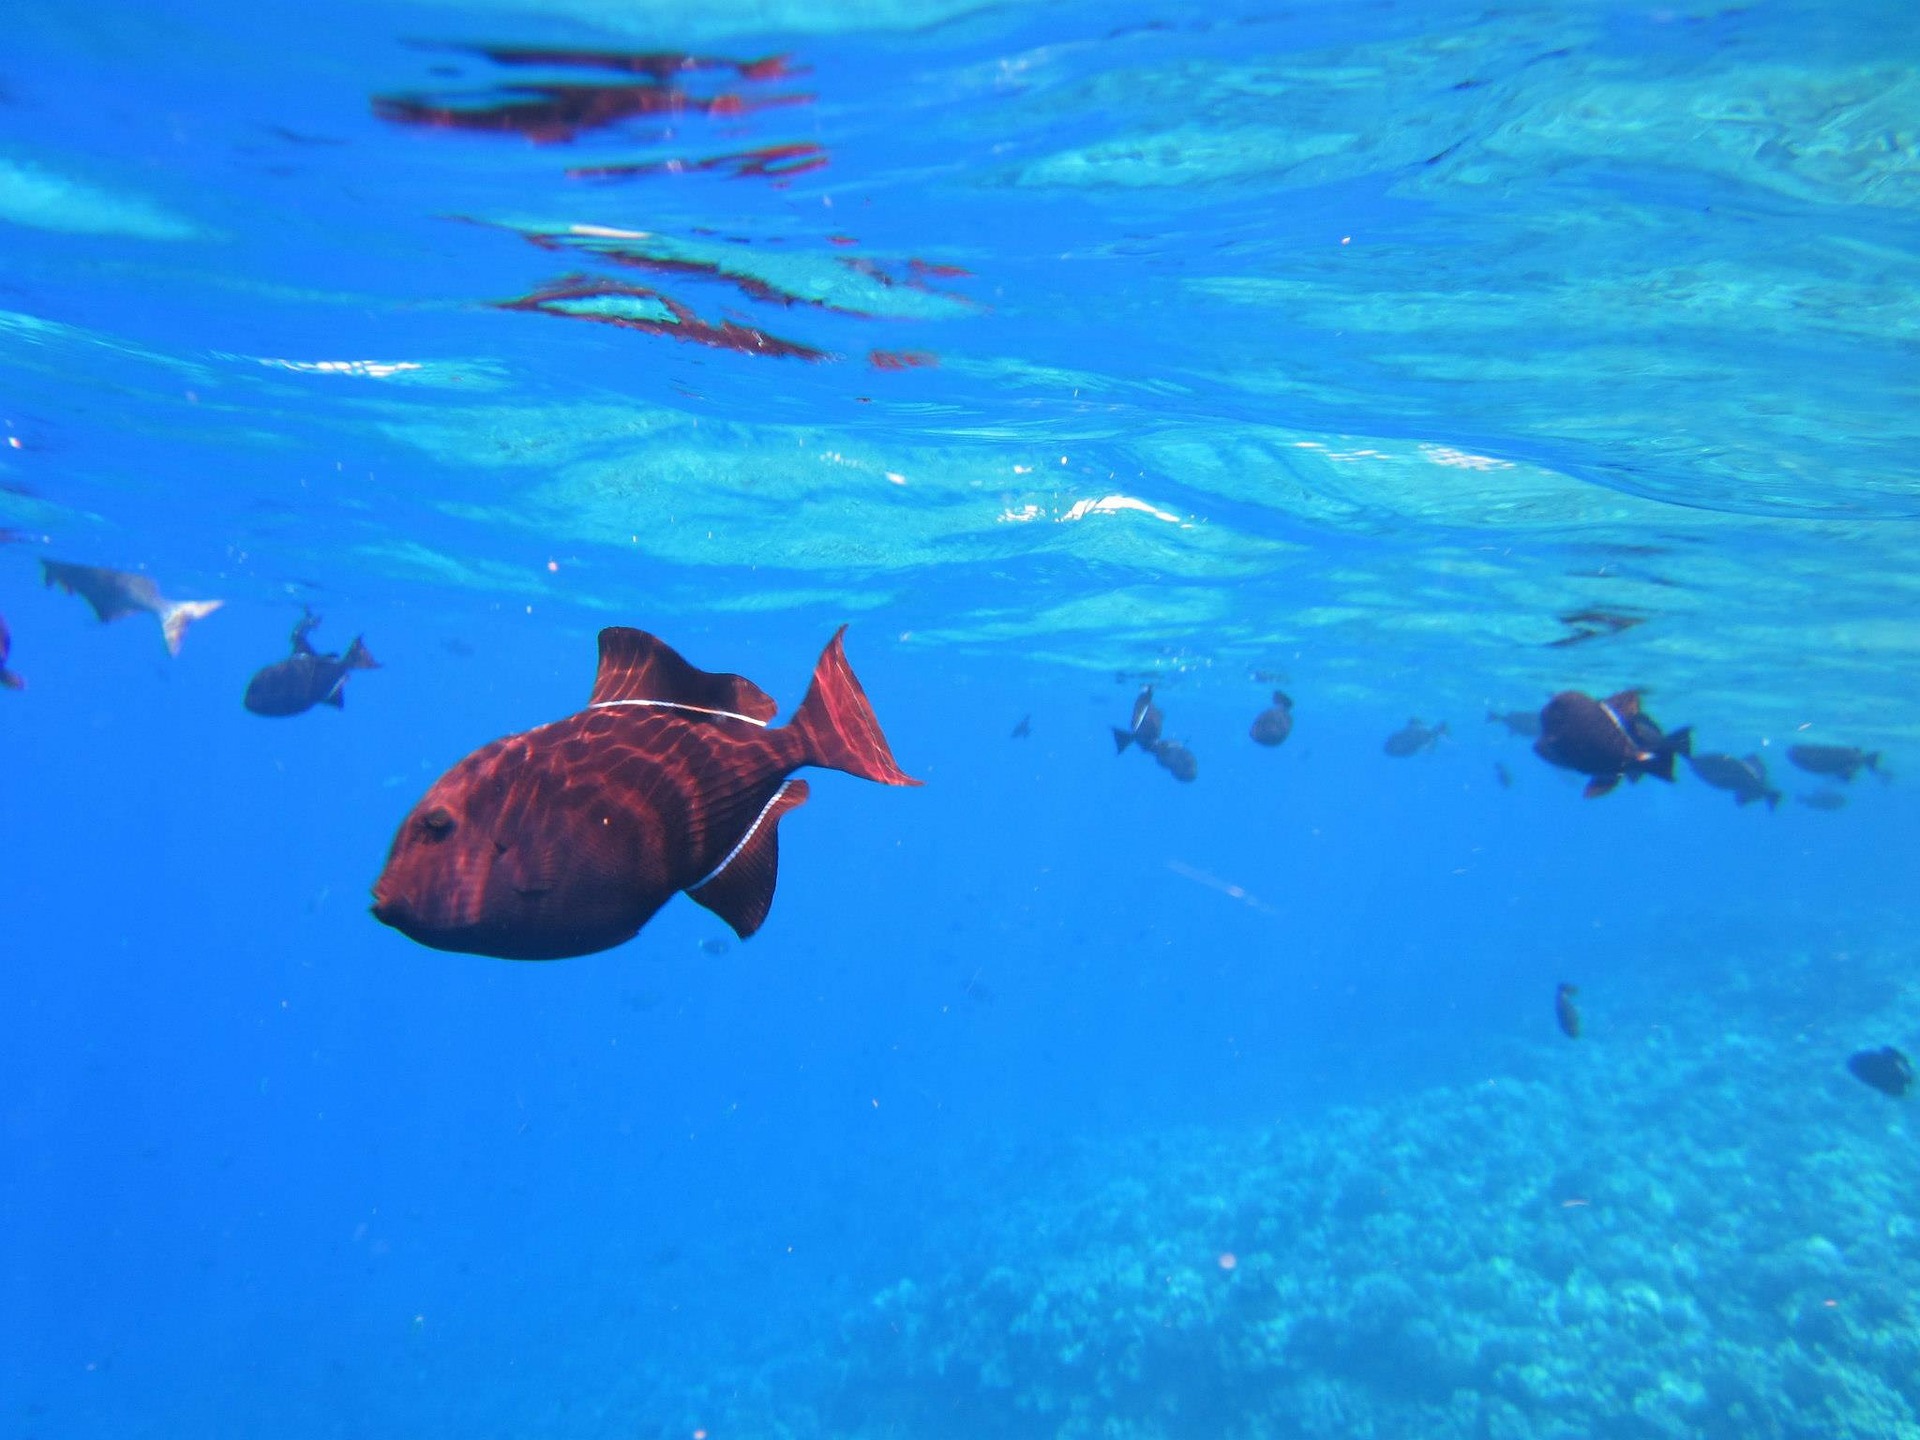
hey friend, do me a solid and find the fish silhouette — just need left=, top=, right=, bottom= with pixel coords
left=1797, top=788, right=1848, bottom=811
left=1847, top=1046, right=1913, bottom=1098
left=1249, top=692, right=1294, bottom=747
left=1010, top=714, right=1031, bottom=739
left=1113, top=685, right=1163, bottom=753
left=371, top=627, right=917, bottom=959
left=1486, top=709, right=1541, bottom=738
left=243, top=610, right=380, bottom=717
left=1786, top=744, right=1883, bottom=782
left=1533, top=689, right=1690, bottom=798
left=0, top=614, right=22, bottom=691
left=1150, top=737, right=1198, bottom=782
left=42, top=559, right=222, bottom=656
left=1384, top=718, right=1447, bottom=757
left=1686, top=752, right=1781, bottom=810
left=1555, top=983, right=1581, bottom=1038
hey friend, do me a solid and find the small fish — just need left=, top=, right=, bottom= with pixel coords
left=1249, top=691, right=1294, bottom=747
left=698, top=936, right=730, bottom=956
left=443, top=637, right=476, bottom=658
left=1384, top=718, right=1447, bottom=757
left=243, top=610, right=380, bottom=717
left=1010, top=714, right=1031, bottom=739
left=1686, top=752, right=1781, bottom=810
left=42, top=559, right=223, bottom=656
left=1547, top=610, right=1645, bottom=648
left=371, top=627, right=917, bottom=959
left=1797, top=788, right=1848, bottom=811
left=1150, top=738, right=1198, bottom=782
left=1787, top=744, right=1883, bottom=782
left=1554, top=983, right=1581, bottom=1038
left=1112, top=685, right=1164, bottom=753
left=1846, top=1046, right=1913, bottom=1098
left=1533, top=689, right=1691, bottom=799
left=1494, top=761, right=1512, bottom=789
left=0, top=614, right=22, bottom=691
left=1486, top=709, right=1542, bottom=738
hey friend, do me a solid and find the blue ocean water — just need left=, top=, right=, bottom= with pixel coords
left=4, top=0, right=1919, bottom=1435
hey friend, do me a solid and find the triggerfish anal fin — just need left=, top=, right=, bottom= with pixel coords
left=690, top=778, right=810, bottom=938
left=590, top=627, right=779, bottom=722
left=1584, top=775, right=1621, bottom=799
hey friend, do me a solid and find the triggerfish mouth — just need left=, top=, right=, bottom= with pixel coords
left=371, top=626, right=918, bottom=960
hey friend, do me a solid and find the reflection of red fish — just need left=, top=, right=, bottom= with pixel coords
left=569, top=142, right=829, bottom=183
left=497, top=276, right=830, bottom=360
left=0, top=614, right=23, bottom=691
left=371, top=628, right=917, bottom=959
left=42, top=559, right=223, bottom=656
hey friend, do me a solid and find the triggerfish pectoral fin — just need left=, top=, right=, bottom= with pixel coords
left=591, top=626, right=779, bottom=721
left=690, top=779, right=810, bottom=938
left=790, top=627, right=920, bottom=786
left=159, top=599, right=224, bottom=657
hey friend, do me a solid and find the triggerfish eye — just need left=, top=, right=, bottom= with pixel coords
left=421, top=807, right=455, bottom=837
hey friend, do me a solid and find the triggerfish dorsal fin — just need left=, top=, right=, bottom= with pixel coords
left=1604, top=689, right=1642, bottom=718
left=689, top=779, right=810, bottom=938
left=590, top=627, right=779, bottom=722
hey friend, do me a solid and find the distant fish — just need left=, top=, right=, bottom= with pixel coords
left=1787, top=744, right=1883, bottom=782
left=1249, top=691, right=1294, bottom=747
left=698, top=936, right=730, bottom=956
left=1797, top=788, right=1848, bottom=811
left=443, top=637, right=476, bottom=658
left=1384, top=718, right=1447, bottom=757
left=1494, top=761, right=1513, bottom=789
left=42, top=559, right=223, bottom=656
left=1847, top=1046, right=1913, bottom=1098
left=1533, top=689, right=1691, bottom=799
left=1686, top=752, right=1781, bottom=810
left=1487, top=709, right=1542, bottom=738
left=1010, top=714, right=1031, bottom=739
left=1555, top=983, right=1581, bottom=1038
left=0, top=614, right=22, bottom=691
left=1548, top=610, right=1646, bottom=648
left=1112, top=685, right=1163, bottom=753
left=371, top=626, right=917, bottom=959
left=1150, top=738, right=1198, bottom=782
left=243, top=610, right=380, bottom=717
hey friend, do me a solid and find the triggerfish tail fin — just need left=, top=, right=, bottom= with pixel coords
left=344, top=636, right=381, bottom=671
left=1112, top=726, right=1135, bottom=754
left=158, top=599, right=224, bottom=657
left=690, top=779, right=811, bottom=938
left=790, top=627, right=919, bottom=786
left=1647, top=724, right=1693, bottom=781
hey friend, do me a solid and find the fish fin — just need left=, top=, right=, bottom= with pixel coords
left=1583, top=776, right=1621, bottom=799
left=344, top=636, right=380, bottom=670
left=322, top=682, right=345, bottom=709
left=158, top=599, right=223, bottom=656
left=591, top=627, right=778, bottom=721
left=789, top=627, right=918, bottom=785
left=1273, top=691, right=1292, bottom=708
left=0, top=668, right=22, bottom=692
left=1112, top=726, right=1135, bottom=753
left=1766, top=790, right=1781, bottom=811
left=1604, top=689, right=1642, bottom=718
left=689, top=779, right=809, bottom=939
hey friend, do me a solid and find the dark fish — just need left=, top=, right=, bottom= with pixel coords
left=1113, top=685, right=1164, bottom=753
left=1555, top=983, right=1581, bottom=1038
left=1010, top=714, right=1031, bottom=739
left=243, top=610, right=380, bottom=717
left=1384, top=718, right=1447, bottom=757
left=1686, top=752, right=1781, bottom=810
left=371, top=627, right=917, bottom=959
left=1547, top=610, right=1645, bottom=648
left=1787, top=744, right=1882, bottom=782
left=42, top=559, right=223, bottom=656
left=1847, top=1046, right=1913, bottom=1098
left=1797, top=788, right=1848, bottom=811
left=1487, top=709, right=1541, bottom=738
left=0, top=614, right=22, bottom=691
left=1249, top=691, right=1294, bottom=747
left=1494, top=761, right=1513, bottom=789
left=1533, top=689, right=1691, bottom=798
left=1150, top=738, right=1198, bottom=782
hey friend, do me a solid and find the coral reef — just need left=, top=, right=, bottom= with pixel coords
left=838, top=962, right=1920, bottom=1439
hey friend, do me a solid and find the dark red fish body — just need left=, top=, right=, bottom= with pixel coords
left=371, top=627, right=914, bottom=959
left=0, top=614, right=22, bottom=691
left=1533, top=689, right=1691, bottom=798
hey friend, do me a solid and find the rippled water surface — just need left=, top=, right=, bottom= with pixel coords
left=4, top=1, right=1918, bottom=1437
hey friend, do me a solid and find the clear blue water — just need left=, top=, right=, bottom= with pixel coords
left=4, top=0, right=1918, bottom=1436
